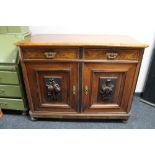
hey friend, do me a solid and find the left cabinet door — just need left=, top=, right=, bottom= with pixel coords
left=25, top=62, right=79, bottom=112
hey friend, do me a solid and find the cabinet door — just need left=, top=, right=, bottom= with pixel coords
left=25, top=62, right=78, bottom=112
left=82, top=63, right=137, bottom=113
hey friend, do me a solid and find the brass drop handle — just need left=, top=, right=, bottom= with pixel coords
left=72, top=85, right=76, bottom=95
left=106, top=52, right=118, bottom=60
left=44, top=52, right=56, bottom=59
left=84, top=85, right=88, bottom=95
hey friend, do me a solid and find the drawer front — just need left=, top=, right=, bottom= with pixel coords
left=0, top=98, right=25, bottom=110
left=0, top=71, right=19, bottom=84
left=0, top=85, right=22, bottom=97
left=84, top=48, right=140, bottom=60
left=0, top=65, right=16, bottom=71
left=22, top=47, right=79, bottom=59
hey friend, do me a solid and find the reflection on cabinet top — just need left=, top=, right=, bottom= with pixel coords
left=16, top=34, right=148, bottom=48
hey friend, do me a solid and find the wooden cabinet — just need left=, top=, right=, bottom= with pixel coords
left=17, top=34, right=148, bottom=120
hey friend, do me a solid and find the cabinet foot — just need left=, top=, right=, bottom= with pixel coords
left=22, top=111, right=27, bottom=116
left=122, top=119, right=128, bottom=123
left=30, top=116, right=37, bottom=121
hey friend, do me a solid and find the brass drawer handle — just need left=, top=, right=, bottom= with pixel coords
left=106, top=52, right=118, bottom=60
left=72, top=85, right=76, bottom=95
left=44, top=52, right=56, bottom=59
left=84, top=85, right=88, bottom=95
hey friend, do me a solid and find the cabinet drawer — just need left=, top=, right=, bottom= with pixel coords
left=84, top=48, right=140, bottom=60
left=0, top=98, right=25, bottom=110
left=22, top=47, right=79, bottom=60
left=0, top=85, right=22, bottom=97
left=0, top=65, right=16, bottom=71
left=0, top=71, right=19, bottom=84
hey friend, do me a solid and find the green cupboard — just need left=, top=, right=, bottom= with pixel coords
left=0, top=26, right=30, bottom=113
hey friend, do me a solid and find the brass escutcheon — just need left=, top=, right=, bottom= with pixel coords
left=84, top=85, right=88, bottom=95
left=73, top=85, right=76, bottom=95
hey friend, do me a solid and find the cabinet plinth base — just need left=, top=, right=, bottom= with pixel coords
left=29, top=111, right=130, bottom=120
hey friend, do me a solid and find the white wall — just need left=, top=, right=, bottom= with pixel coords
left=28, top=0, right=155, bottom=92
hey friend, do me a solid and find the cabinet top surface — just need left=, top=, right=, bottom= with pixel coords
left=16, top=34, right=148, bottom=48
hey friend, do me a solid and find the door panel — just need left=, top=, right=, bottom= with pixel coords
left=25, top=62, right=78, bottom=112
left=82, top=63, right=137, bottom=113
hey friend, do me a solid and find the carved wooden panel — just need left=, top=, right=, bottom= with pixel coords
left=94, top=72, right=125, bottom=106
left=44, top=77, right=62, bottom=102
left=25, top=62, right=78, bottom=112
left=82, top=63, right=137, bottom=113
left=97, top=77, right=117, bottom=102
left=22, top=47, right=79, bottom=59
left=84, top=48, right=140, bottom=60
left=37, top=71, right=69, bottom=106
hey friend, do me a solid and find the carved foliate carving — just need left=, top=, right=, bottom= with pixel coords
left=98, top=78, right=117, bottom=102
left=100, top=79, right=114, bottom=99
left=44, top=77, right=62, bottom=102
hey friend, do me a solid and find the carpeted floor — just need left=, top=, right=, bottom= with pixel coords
left=0, top=96, right=155, bottom=129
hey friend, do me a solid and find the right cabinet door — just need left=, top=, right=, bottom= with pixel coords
left=82, top=63, right=137, bottom=113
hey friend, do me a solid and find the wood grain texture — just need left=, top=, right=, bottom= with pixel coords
left=126, top=49, right=145, bottom=112
left=16, top=34, right=148, bottom=48
left=84, top=48, right=140, bottom=60
left=29, top=110, right=130, bottom=120
left=22, top=47, right=79, bottom=59
left=24, top=62, right=79, bottom=112
left=82, top=63, right=137, bottom=113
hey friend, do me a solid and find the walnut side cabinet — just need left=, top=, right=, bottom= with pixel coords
left=17, top=35, right=148, bottom=121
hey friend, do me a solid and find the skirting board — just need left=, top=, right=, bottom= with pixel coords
left=134, top=92, right=155, bottom=108
left=140, top=98, right=155, bottom=108
left=134, top=92, right=142, bottom=97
